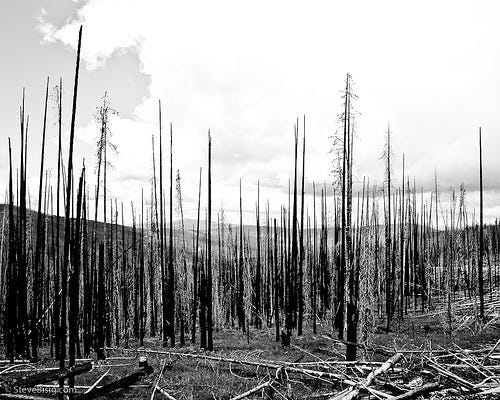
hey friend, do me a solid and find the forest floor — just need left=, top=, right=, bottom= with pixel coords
left=1, top=308, right=500, bottom=400
left=1, top=292, right=500, bottom=399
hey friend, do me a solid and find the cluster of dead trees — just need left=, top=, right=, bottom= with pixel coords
left=1, top=28, right=498, bottom=375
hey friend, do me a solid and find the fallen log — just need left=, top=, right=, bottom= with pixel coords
left=0, top=361, right=33, bottom=365
left=482, top=338, right=500, bottom=364
left=0, top=366, right=38, bottom=376
left=229, top=381, right=272, bottom=400
left=321, top=336, right=393, bottom=356
left=23, top=384, right=150, bottom=391
left=0, top=394, right=51, bottom=400
left=83, top=369, right=109, bottom=394
left=392, top=382, right=440, bottom=400
left=422, top=355, right=477, bottom=391
left=105, top=347, right=357, bottom=386
left=328, top=353, right=403, bottom=400
left=0, top=362, right=92, bottom=394
left=150, top=360, right=166, bottom=400
left=156, top=386, right=177, bottom=400
left=74, top=358, right=152, bottom=400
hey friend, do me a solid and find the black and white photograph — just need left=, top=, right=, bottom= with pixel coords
left=0, top=1, right=499, bottom=398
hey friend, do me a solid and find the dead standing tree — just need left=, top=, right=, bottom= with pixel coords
left=191, top=168, right=202, bottom=344
left=298, top=116, right=306, bottom=336
left=59, top=25, right=82, bottom=399
left=175, top=169, right=188, bottom=346
left=158, top=101, right=167, bottom=347
left=383, top=123, right=393, bottom=333
left=17, top=89, right=29, bottom=360
left=331, top=74, right=357, bottom=360
left=255, top=181, right=262, bottom=330
left=31, top=77, right=49, bottom=360
left=342, top=74, right=359, bottom=361
left=93, top=92, right=118, bottom=344
left=5, top=139, right=16, bottom=362
left=165, top=123, right=176, bottom=347
left=207, top=131, right=213, bottom=350
left=478, top=128, right=485, bottom=321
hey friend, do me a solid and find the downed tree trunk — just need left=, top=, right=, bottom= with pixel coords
left=83, top=369, right=110, bottom=394
left=0, top=361, right=33, bottom=365
left=230, top=381, right=272, bottom=400
left=0, top=394, right=52, bottom=400
left=423, top=355, right=477, bottom=391
left=0, top=362, right=92, bottom=393
left=329, top=353, right=403, bottom=400
left=322, top=335, right=393, bottom=357
left=74, top=359, right=152, bottom=400
left=156, top=386, right=177, bottom=400
left=482, top=338, right=500, bottom=364
left=393, top=382, right=440, bottom=400
left=105, top=347, right=357, bottom=386
left=150, top=360, right=166, bottom=400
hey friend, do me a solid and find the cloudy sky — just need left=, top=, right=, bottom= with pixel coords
left=1, top=0, right=500, bottom=225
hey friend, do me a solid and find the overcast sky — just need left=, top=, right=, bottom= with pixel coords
left=1, top=0, right=500, bottom=225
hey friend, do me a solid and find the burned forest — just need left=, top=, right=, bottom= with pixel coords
left=2, top=6, right=500, bottom=400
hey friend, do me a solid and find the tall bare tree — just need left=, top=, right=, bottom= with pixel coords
left=478, top=127, right=485, bottom=321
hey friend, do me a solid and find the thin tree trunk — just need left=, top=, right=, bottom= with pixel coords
left=478, top=128, right=485, bottom=321
left=60, top=26, right=82, bottom=398
left=158, top=101, right=167, bottom=347
left=298, top=116, right=306, bottom=336
left=31, top=77, right=49, bottom=360
left=191, top=168, right=202, bottom=344
left=207, top=131, right=213, bottom=350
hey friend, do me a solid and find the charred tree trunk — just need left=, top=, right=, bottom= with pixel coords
left=478, top=128, right=485, bottom=321
left=298, top=117, right=306, bottom=336
left=207, top=131, right=213, bottom=350
left=5, top=139, right=16, bottom=362
left=158, top=101, right=167, bottom=347
left=60, top=26, right=82, bottom=398
left=167, top=123, right=175, bottom=347
left=31, top=77, right=49, bottom=360
left=273, top=218, right=280, bottom=342
left=69, top=168, right=84, bottom=395
left=385, top=124, right=392, bottom=333
left=191, top=168, right=202, bottom=344
left=238, top=180, right=246, bottom=332
left=255, top=181, right=262, bottom=329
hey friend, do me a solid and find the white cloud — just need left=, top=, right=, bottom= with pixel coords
left=37, top=9, right=57, bottom=43
left=35, top=0, right=500, bottom=224
left=37, top=1, right=144, bottom=70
